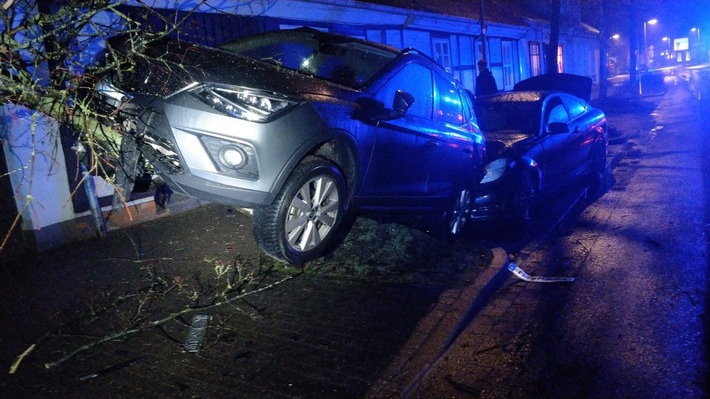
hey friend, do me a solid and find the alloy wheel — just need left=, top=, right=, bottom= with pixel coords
left=285, top=175, right=341, bottom=252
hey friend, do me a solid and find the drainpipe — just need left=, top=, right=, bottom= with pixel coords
left=82, top=163, right=107, bottom=236
left=73, top=142, right=107, bottom=237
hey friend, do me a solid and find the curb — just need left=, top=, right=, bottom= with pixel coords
left=609, top=139, right=634, bottom=170
left=367, top=247, right=510, bottom=398
left=400, top=248, right=511, bottom=397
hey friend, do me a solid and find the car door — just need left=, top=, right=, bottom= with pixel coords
left=538, top=95, right=573, bottom=192
left=422, top=71, right=481, bottom=199
left=560, top=94, right=595, bottom=177
left=358, top=62, right=436, bottom=208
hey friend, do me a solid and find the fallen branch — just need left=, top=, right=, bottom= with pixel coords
left=9, top=344, right=35, bottom=375
left=9, top=265, right=300, bottom=374
left=44, top=270, right=300, bottom=369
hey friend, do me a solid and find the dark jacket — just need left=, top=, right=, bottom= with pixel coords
left=475, top=69, right=498, bottom=96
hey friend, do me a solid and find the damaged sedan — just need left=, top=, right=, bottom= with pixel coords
left=93, top=28, right=486, bottom=264
left=472, top=75, right=608, bottom=224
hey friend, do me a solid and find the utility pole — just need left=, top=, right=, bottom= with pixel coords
left=546, top=0, right=561, bottom=74
left=598, top=0, right=609, bottom=101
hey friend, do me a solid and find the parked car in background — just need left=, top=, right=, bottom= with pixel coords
left=93, top=28, right=485, bottom=264
left=472, top=74, right=607, bottom=224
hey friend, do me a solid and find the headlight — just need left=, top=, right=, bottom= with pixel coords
left=95, top=77, right=131, bottom=105
left=480, top=158, right=507, bottom=184
left=192, top=84, right=296, bottom=122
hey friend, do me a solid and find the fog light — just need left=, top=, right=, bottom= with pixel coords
left=219, top=146, right=247, bottom=169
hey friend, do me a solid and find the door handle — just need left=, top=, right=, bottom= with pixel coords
left=425, top=140, right=439, bottom=148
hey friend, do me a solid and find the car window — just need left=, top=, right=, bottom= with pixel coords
left=221, top=30, right=398, bottom=88
left=544, top=97, right=569, bottom=125
left=461, top=90, right=476, bottom=125
left=375, top=63, right=433, bottom=119
left=561, top=95, right=587, bottom=120
left=434, top=73, right=464, bottom=125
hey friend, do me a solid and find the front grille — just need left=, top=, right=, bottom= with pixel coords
left=138, top=134, right=183, bottom=175
left=128, top=107, right=184, bottom=175
left=92, top=78, right=184, bottom=175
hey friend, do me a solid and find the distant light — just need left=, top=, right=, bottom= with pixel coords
left=662, top=37, right=669, bottom=41
left=612, top=34, right=620, bottom=39
left=647, top=18, right=658, bottom=25
left=691, top=27, right=698, bottom=32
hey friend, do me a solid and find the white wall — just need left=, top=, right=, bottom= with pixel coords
left=1, top=104, right=75, bottom=230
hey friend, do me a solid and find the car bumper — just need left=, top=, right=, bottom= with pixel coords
left=470, top=177, right=513, bottom=221
left=471, top=192, right=505, bottom=220
left=115, top=95, right=324, bottom=209
left=161, top=172, right=275, bottom=208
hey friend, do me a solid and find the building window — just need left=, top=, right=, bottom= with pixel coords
left=557, top=45, right=564, bottom=73
left=433, top=38, right=452, bottom=71
left=501, top=40, right=515, bottom=90
left=529, top=42, right=541, bottom=76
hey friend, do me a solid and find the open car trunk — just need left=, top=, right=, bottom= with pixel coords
left=513, top=73, right=593, bottom=102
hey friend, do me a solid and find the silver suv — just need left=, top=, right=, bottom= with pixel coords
left=95, top=28, right=485, bottom=264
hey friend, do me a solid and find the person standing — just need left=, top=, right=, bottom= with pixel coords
left=475, top=60, right=498, bottom=97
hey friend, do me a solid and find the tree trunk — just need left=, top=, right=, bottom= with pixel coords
left=629, top=9, right=639, bottom=93
left=597, top=0, right=609, bottom=101
left=546, top=0, right=561, bottom=74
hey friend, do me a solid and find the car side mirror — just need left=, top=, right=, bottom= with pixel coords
left=391, top=90, right=415, bottom=119
left=354, top=90, right=415, bottom=122
left=547, top=122, right=569, bottom=134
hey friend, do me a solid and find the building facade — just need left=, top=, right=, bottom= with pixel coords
left=123, top=0, right=602, bottom=92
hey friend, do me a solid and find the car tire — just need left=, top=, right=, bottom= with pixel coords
left=252, top=156, right=346, bottom=265
left=590, top=142, right=608, bottom=190
left=442, top=188, right=472, bottom=237
left=512, top=171, right=537, bottom=226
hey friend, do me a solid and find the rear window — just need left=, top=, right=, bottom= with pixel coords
left=561, top=95, right=587, bottom=120
left=475, top=97, right=542, bottom=133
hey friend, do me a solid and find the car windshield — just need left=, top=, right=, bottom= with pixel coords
left=220, top=30, right=399, bottom=89
left=475, top=93, right=543, bottom=134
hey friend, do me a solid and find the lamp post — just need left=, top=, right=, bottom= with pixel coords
left=662, top=37, right=671, bottom=63
left=691, top=27, right=700, bottom=62
left=609, top=34, right=621, bottom=75
left=643, top=18, right=658, bottom=68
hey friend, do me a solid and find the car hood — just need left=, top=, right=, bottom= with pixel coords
left=483, top=130, right=533, bottom=160
left=513, top=73, right=593, bottom=102
left=106, top=36, right=354, bottom=100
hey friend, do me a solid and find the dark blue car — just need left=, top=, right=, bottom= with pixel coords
left=472, top=78, right=607, bottom=224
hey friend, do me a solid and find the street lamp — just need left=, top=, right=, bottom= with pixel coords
left=662, top=37, right=671, bottom=60
left=644, top=18, right=658, bottom=67
left=691, top=27, right=701, bottom=62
